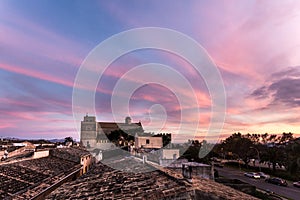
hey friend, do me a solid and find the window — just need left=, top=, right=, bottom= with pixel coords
left=146, top=139, right=150, bottom=144
left=173, top=154, right=177, bottom=159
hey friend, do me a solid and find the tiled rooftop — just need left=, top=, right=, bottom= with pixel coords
left=50, top=147, right=90, bottom=158
left=47, top=157, right=258, bottom=200
left=0, top=148, right=86, bottom=200
left=47, top=157, right=192, bottom=200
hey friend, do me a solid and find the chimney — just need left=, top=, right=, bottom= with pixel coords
left=142, top=155, right=147, bottom=164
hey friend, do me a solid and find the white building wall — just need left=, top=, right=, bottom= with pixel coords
left=161, top=149, right=180, bottom=159
left=135, top=137, right=163, bottom=149
left=33, top=150, right=49, bottom=159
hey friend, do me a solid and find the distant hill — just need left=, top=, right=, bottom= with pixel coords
left=0, top=137, right=66, bottom=144
left=48, top=139, right=65, bottom=143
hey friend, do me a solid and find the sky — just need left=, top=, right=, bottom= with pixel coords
left=1, top=0, right=300, bottom=142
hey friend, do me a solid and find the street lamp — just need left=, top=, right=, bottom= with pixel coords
left=250, top=147, right=261, bottom=172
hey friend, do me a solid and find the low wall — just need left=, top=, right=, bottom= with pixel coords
left=215, top=178, right=256, bottom=195
left=159, top=159, right=177, bottom=167
left=33, top=150, right=49, bottom=159
left=195, top=190, right=228, bottom=200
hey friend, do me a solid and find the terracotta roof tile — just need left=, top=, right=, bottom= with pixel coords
left=47, top=157, right=258, bottom=200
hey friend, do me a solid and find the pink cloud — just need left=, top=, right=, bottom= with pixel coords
left=0, top=97, right=34, bottom=107
left=0, top=63, right=75, bottom=87
left=0, top=11, right=85, bottom=67
left=0, top=110, right=51, bottom=121
left=181, top=1, right=300, bottom=97
left=0, top=122, right=14, bottom=129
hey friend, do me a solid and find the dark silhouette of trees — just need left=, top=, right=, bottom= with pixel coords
left=260, top=145, right=286, bottom=171
left=220, top=133, right=255, bottom=167
left=209, top=132, right=299, bottom=179
left=285, top=139, right=300, bottom=176
left=107, top=131, right=172, bottom=148
left=278, top=132, right=294, bottom=144
left=108, top=130, right=135, bottom=146
left=179, top=140, right=217, bottom=164
left=258, top=132, right=294, bottom=171
left=181, top=140, right=202, bottom=162
left=64, top=137, right=74, bottom=146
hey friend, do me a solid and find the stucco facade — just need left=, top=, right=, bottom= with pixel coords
left=161, top=149, right=179, bottom=159
left=135, top=136, right=163, bottom=149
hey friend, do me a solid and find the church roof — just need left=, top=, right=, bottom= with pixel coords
left=96, top=122, right=143, bottom=138
left=98, top=122, right=142, bottom=128
left=98, top=122, right=143, bottom=134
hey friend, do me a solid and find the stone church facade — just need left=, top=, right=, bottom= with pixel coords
left=80, top=115, right=143, bottom=150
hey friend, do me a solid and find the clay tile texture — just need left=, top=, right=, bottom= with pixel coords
left=46, top=157, right=258, bottom=200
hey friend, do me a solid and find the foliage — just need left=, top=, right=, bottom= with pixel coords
left=179, top=140, right=216, bottom=164
left=258, top=132, right=294, bottom=172
left=284, top=139, right=300, bottom=176
left=220, top=133, right=256, bottom=166
left=64, top=137, right=74, bottom=145
left=180, top=140, right=202, bottom=162
left=260, top=145, right=286, bottom=171
left=218, top=132, right=300, bottom=177
left=107, top=130, right=135, bottom=146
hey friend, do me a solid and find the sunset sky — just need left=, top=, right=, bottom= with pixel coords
left=1, top=0, right=300, bottom=141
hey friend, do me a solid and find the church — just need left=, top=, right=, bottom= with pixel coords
left=80, top=115, right=143, bottom=150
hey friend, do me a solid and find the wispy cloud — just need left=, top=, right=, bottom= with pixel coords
left=1, top=1, right=300, bottom=140
left=0, top=63, right=75, bottom=87
left=251, top=66, right=300, bottom=107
